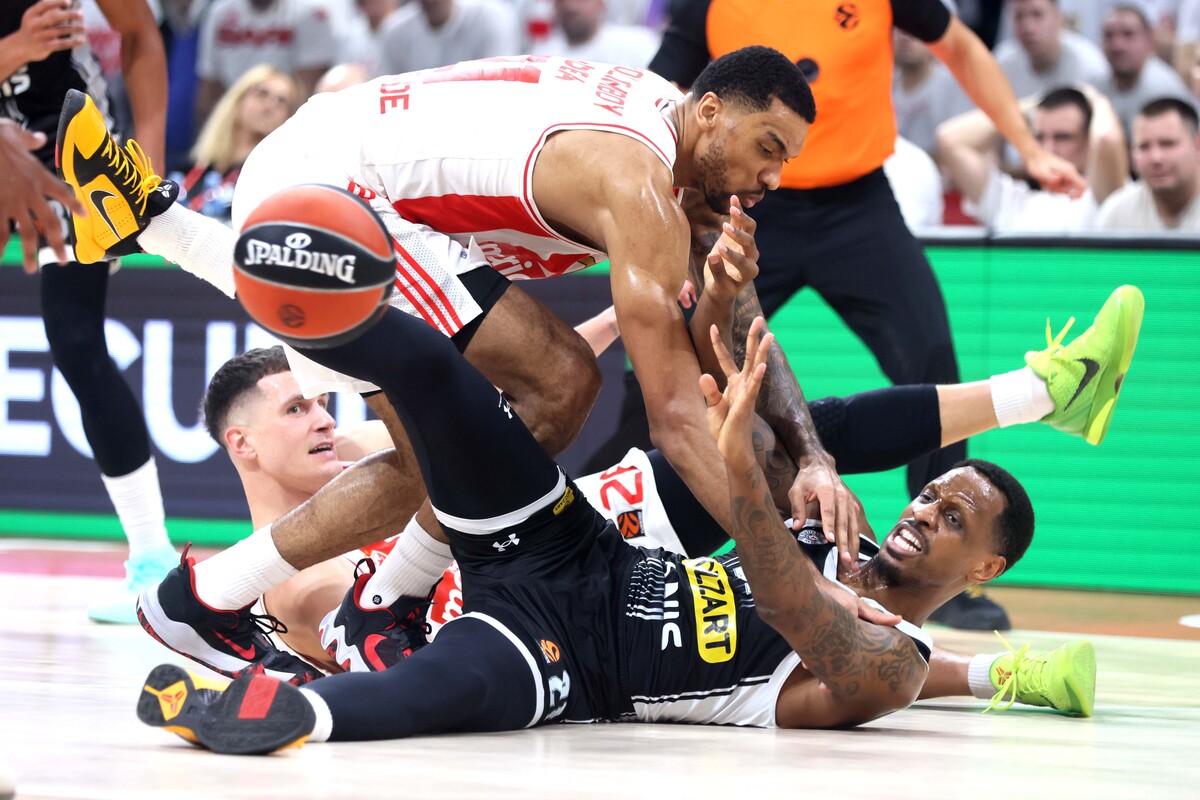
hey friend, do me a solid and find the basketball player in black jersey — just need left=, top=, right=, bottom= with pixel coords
left=135, top=302, right=1047, bottom=752
left=1, top=0, right=178, bottom=623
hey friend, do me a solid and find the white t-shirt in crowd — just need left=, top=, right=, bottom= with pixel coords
left=378, top=0, right=521, bottom=75
left=197, top=0, right=337, bottom=88
left=892, top=62, right=973, bottom=155
left=535, top=24, right=661, bottom=68
left=994, top=30, right=1108, bottom=97
left=1095, top=180, right=1200, bottom=230
left=1097, top=58, right=1195, bottom=135
left=965, top=165, right=1099, bottom=232
left=883, top=136, right=945, bottom=231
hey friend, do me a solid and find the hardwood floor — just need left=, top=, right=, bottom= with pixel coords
left=0, top=541, right=1196, bottom=800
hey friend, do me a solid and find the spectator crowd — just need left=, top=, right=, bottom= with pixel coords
left=67, top=0, right=1200, bottom=234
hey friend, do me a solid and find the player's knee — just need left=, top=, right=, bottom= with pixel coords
left=45, top=331, right=109, bottom=385
left=536, top=337, right=601, bottom=452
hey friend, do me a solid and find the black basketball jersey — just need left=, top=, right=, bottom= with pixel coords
left=1, top=0, right=112, bottom=165
left=618, top=523, right=933, bottom=727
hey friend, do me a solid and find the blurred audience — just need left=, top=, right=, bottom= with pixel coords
left=534, top=0, right=659, bottom=66
left=883, top=135, right=946, bottom=231
left=315, top=62, right=369, bottom=93
left=938, top=86, right=1128, bottom=231
left=1177, top=0, right=1200, bottom=83
left=995, top=0, right=1108, bottom=97
left=1097, top=96, right=1200, bottom=229
left=1098, top=4, right=1193, bottom=135
left=194, top=0, right=336, bottom=124
left=892, top=28, right=973, bottom=156
left=342, top=0, right=399, bottom=76
left=377, top=0, right=520, bottom=75
left=174, top=64, right=302, bottom=223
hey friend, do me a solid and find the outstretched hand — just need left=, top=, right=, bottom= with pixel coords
left=0, top=120, right=84, bottom=273
left=788, top=458, right=872, bottom=567
left=1024, top=147, right=1087, bottom=199
left=699, top=316, right=773, bottom=474
left=702, top=195, right=761, bottom=305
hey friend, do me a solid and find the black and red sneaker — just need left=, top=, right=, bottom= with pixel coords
left=319, top=558, right=430, bottom=672
left=136, top=545, right=324, bottom=685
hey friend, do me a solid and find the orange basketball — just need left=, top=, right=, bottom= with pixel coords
left=233, top=184, right=396, bottom=349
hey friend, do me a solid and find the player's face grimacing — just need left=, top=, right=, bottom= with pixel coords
left=878, top=467, right=1007, bottom=588
left=695, top=97, right=809, bottom=214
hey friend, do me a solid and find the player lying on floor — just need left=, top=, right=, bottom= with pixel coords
left=137, top=305, right=1115, bottom=754
left=154, top=279, right=1140, bottom=716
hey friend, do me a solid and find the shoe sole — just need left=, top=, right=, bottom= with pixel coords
left=194, top=675, right=315, bottom=755
left=137, top=663, right=211, bottom=744
left=55, top=90, right=109, bottom=265
left=1060, top=641, right=1097, bottom=718
left=1084, top=286, right=1145, bottom=446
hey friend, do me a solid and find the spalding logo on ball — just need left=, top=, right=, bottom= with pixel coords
left=233, top=184, right=396, bottom=348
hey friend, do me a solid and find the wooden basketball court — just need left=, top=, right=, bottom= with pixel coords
left=1, top=539, right=1197, bottom=800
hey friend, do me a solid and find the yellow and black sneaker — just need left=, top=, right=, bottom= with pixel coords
left=55, top=88, right=178, bottom=264
left=139, top=664, right=317, bottom=755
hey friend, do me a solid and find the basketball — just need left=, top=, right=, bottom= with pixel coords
left=233, top=184, right=396, bottom=349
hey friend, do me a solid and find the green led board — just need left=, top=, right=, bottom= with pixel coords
left=767, top=241, right=1199, bottom=593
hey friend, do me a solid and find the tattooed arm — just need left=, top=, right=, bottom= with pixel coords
left=702, top=320, right=925, bottom=728
left=686, top=196, right=870, bottom=563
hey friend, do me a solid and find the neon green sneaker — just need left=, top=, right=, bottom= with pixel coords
left=984, top=635, right=1096, bottom=717
left=1026, top=285, right=1145, bottom=445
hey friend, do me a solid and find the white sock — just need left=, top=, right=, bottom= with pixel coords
left=299, top=688, right=333, bottom=743
left=362, top=516, right=453, bottom=608
left=101, top=457, right=171, bottom=558
left=968, top=652, right=1006, bottom=699
left=192, top=525, right=298, bottom=610
left=139, top=205, right=238, bottom=298
left=989, top=367, right=1055, bottom=428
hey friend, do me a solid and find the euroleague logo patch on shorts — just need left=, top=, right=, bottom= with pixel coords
left=539, top=639, right=562, bottom=663
left=616, top=510, right=643, bottom=540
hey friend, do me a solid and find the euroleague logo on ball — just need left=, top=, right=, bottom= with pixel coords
left=241, top=232, right=359, bottom=284
left=278, top=303, right=307, bottom=329
left=233, top=184, right=396, bottom=349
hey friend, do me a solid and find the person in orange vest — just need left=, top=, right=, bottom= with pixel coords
left=644, top=0, right=1087, bottom=630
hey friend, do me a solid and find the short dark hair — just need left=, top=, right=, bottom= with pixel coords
left=692, top=46, right=816, bottom=124
left=202, top=346, right=292, bottom=447
left=954, top=458, right=1035, bottom=574
left=1037, top=86, right=1092, bottom=132
left=1109, top=4, right=1151, bottom=31
left=1138, top=96, right=1200, bottom=133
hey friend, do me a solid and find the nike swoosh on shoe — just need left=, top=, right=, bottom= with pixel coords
left=1064, top=358, right=1100, bottom=409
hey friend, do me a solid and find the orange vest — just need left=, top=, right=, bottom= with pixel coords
left=706, top=0, right=897, bottom=188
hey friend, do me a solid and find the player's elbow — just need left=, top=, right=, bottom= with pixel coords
left=644, top=396, right=701, bottom=452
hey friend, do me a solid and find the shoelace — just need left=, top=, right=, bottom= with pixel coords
left=100, top=136, right=162, bottom=215
left=1040, top=315, right=1076, bottom=355
left=228, top=608, right=289, bottom=637
left=984, top=631, right=1044, bottom=713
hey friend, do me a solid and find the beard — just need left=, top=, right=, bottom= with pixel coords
left=695, top=138, right=732, bottom=214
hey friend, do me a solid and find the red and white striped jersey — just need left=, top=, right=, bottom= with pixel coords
left=288, top=55, right=683, bottom=280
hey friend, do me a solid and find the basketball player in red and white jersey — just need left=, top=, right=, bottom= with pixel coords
left=59, top=48, right=880, bottom=682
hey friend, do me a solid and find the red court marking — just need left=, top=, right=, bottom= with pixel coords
left=0, top=546, right=217, bottom=578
